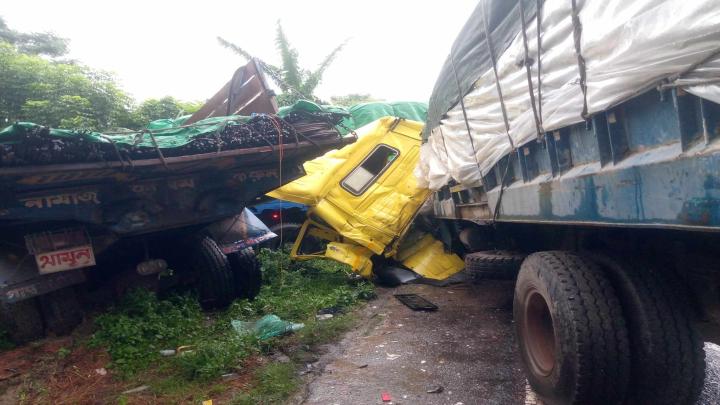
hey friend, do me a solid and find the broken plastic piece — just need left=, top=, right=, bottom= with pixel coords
left=381, top=392, right=392, bottom=402
left=232, top=315, right=304, bottom=340
left=394, top=294, right=439, bottom=311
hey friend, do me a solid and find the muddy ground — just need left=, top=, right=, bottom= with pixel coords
left=295, top=281, right=532, bottom=405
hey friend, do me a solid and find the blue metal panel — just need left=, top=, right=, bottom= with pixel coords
left=479, top=89, right=720, bottom=231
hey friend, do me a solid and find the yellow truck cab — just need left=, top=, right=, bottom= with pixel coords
left=269, top=117, right=463, bottom=281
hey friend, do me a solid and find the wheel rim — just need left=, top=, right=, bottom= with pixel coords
left=523, top=289, right=556, bottom=377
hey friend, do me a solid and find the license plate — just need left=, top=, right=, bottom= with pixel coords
left=35, top=245, right=96, bottom=274
left=25, top=228, right=96, bottom=274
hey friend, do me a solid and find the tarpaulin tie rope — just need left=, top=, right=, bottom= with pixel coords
left=481, top=0, right=514, bottom=150
left=481, top=0, right=516, bottom=224
left=536, top=0, right=544, bottom=128
left=141, top=129, right=169, bottom=170
left=438, top=127, right=451, bottom=161
left=519, top=0, right=544, bottom=140
left=449, top=52, right=483, bottom=174
left=571, top=0, right=589, bottom=122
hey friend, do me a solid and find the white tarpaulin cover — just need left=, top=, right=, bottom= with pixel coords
left=417, top=0, right=720, bottom=190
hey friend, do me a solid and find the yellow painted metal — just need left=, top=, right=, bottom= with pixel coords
left=396, top=234, right=465, bottom=280
left=270, top=117, right=463, bottom=280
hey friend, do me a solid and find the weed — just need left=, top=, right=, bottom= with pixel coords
left=56, top=347, right=71, bottom=359
left=88, top=249, right=374, bottom=400
left=231, top=362, right=299, bottom=405
left=0, top=328, right=13, bottom=351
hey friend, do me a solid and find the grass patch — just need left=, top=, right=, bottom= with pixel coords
left=89, top=248, right=374, bottom=398
left=231, top=362, right=300, bottom=405
left=0, top=328, right=14, bottom=351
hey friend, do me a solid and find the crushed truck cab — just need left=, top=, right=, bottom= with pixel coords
left=269, top=117, right=463, bottom=281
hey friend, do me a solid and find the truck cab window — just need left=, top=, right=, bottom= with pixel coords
left=341, top=144, right=399, bottom=195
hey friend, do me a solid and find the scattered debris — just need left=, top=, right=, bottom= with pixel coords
left=159, top=349, right=176, bottom=357
left=394, top=294, right=439, bottom=311
left=317, top=306, right=343, bottom=315
left=357, top=364, right=368, bottom=369
left=316, top=314, right=334, bottom=321
left=221, top=373, right=239, bottom=381
left=427, top=385, right=444, bottom=394
left=381, top=392, right=392, bottom=402
left=122, top=385, right=150, bottom=395
left=386, top=353, right=401, bottom=361
left=232, top=315, right=304, bottom=340
left=94, top=368, right=107, bottom=376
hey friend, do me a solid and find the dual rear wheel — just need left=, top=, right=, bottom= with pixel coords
left=513, top=251, right=705, bottom=405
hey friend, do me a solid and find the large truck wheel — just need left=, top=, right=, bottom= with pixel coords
left=191, top=236, right=236, bottom=309
left=514, top=251, right=630, bottom=405
left=228, top=248, right=262, bottom=299
left=590, top=253, right=705, bottom=405
left=465, top=250, right=526, bottom=281
left=0, top=299, right=44, bottom=344
left=38, top=287, right=84, bottom=336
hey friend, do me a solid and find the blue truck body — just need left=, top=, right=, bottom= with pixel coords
left=433, top=89, right=720, bottom=232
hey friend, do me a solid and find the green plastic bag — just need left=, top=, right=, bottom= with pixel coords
left=231, top=315, right=304, bottom=340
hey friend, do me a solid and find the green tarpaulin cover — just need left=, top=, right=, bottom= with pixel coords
left=0, top=101, right=427, bottom=148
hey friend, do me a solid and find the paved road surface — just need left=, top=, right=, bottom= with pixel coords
left=299, top=280, right=533, bottom=405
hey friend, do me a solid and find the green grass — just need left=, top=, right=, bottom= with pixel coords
left=88, top=249, right=374, bottom=399
left=231, top=363, right=300, bottom=405
left=0, top=328, right=14, bottom=351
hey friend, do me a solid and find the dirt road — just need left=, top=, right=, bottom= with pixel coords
left=298, top=281, right=531, bottom=405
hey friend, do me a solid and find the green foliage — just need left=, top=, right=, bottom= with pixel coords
left=0, top=327, right=14, bottom=351
left=90, top=250, right=374, bottom=384
left=0, top=41, right=131, bottom=130
left=124, top=97, right=203, bottom=129
left=218, top=21, right=347, bottom=107
left=232, top=363, right=299, bottom=405
left=0, top=17, right=68, bottom=57
left=90, top=289, right=204, bottom=376
left=0, top=18, right=201, bottom=131
left=330, top=93, right=382, bottom=107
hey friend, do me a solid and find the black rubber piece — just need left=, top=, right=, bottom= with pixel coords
left=589, top=253, right=705, bottom=405
left=192, top=236, right=236, bottom=309
left=38, top=287, right=84, bottom=336
left=0, top=298, right=44, bottom=344
left=465, top=250, right=526, bottom=281
left=514, top=251, right=630, bottom=405
left=260, top=222, right=302, bottom=250
left=228, top=247, right=262, bottom=300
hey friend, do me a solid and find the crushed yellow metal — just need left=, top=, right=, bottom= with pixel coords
left=269, top=117, right=463, bottom=280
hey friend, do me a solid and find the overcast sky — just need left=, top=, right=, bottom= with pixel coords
left=2, top=0, right=477, bottom=104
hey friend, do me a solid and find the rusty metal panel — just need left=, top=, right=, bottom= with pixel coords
left=185, top=58, right=278, bottom=125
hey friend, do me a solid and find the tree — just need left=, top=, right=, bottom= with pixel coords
left=0, top=16, right=68, bottom=57
left=330, top=94, right=382, bottom=107
left=0, top=42, right=131, bottom=129
left=218, top=21, right=347, bottom=107
left=124, top=97, right=203, bottom=128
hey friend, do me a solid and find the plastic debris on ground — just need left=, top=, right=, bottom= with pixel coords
left=231, top=315, right=304, bottom=340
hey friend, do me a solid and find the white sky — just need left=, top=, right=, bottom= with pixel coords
left=2, top=0, right=477, bottom=104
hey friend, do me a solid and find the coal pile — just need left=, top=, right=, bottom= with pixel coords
left=0, top=114, right=341, bottom=167
left=283, top=110, right=350, bottom=140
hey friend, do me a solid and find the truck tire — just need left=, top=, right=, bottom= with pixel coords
left=192, top=236, right=236, bottom=309
left=514, top=251, right=630, bottom=405
left=0, top=298, right=44, bottom=344
left=261, top=222, right=302, bottom=250
left=590, top=253, right=705, bottom=405
left=466, top=250, right=526, bottom=281
left=38, top=287, right=84, bottom=336
left=228, top=248, right=262, bottom=299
